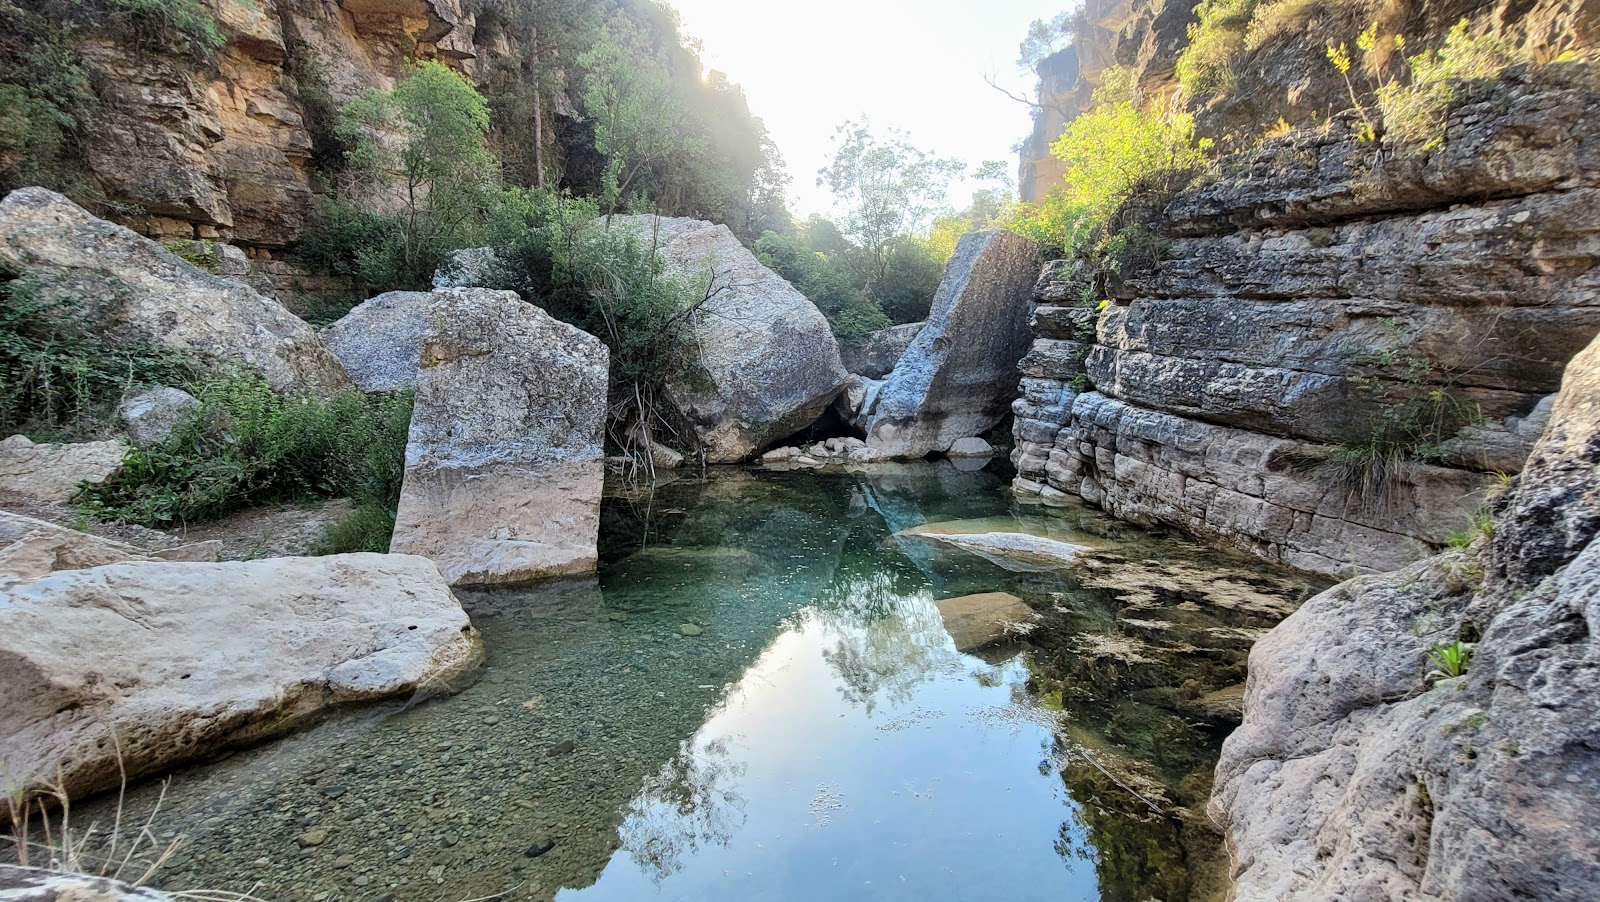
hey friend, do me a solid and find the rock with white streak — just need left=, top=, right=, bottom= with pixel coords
left=390, top=289, right=609, bottom=585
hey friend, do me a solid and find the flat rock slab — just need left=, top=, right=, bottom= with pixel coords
left=390, top=289, right=609, bottom=586
left=0, top=553, right=482, bottom=802
left=903, top=529, right=1091, bottom=572
left=935, top=591, right=1036, bottom=652
left=0, top=510, right=216, bottom=585
left=0, top=435, right=126, bottom=502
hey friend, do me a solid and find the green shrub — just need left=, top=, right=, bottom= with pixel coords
left=1008, top=72, right=1210, bottom=260
left=78, top=373, right=413, bottom=538
left=99, top=0, right=225, bottom=53
left=1175, top=0, right=1259, bottom=100
left=1425, top=641, right=1474, bottom=682
left=0, top=270, right=192, bottom=439
left=301, top=62, right=503, bottom=294
left=1377, top=20, right=1523, bottom=146
left=756, top=230, right=893, bottom=336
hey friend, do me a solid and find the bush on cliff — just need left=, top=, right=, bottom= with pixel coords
left=77, top=372, right=413, bottom=551
left=1008, top=69, right=1211, bottom=258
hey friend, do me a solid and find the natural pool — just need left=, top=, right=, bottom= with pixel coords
left=81, top=462, right=1320, bottom=901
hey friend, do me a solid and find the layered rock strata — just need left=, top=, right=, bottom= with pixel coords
left=1015, top=74, right=1600, bottom=578
left=1212, top=327, right=1600, bottom=900
left=389, top=288, right=609, bottom=585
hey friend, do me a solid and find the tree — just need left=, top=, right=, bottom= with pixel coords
left=305, top=62, right=501, bottom=291
left=577, top=16, right=694, bottom=213
left=816, top=118, right=963, bottom=286
left=929, top=160, right=1014, bottom=260
left=1019, top=11, right=1076, bottom=72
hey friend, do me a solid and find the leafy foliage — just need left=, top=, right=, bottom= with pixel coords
left=1377, top=20, right=1523, bottom=145
left=1425, top=641, right=1474, bottom=682
left=1018, top=11, right=1076, bottom=71
left=299, top=62, right=501, bottom=294
left=817, top=119, right=964, bottom=285
left=0, top=270, right=192, bottom=439
left=1008, top=72, right=1210, bottom=258
left=78, top=372, right=413, bottom=540
left=756, top=231, right=889, bottom=337
left=0, top=1, right=98, bottom=196
left=1175, top=0, right=1258, bottom=100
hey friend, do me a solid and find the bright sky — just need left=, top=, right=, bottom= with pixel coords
left=664, top=0, right=1049, bottom=219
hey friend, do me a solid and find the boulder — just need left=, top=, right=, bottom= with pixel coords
left=935, top=592, right=1036, bottom=652
left=0, top=188, right=350, bottom=397
left=390, top=289, right=609, bottom=585
left=0, top=866, right=170, bottom=901
left=946, top=437, right=995, bottom=457
left=1213, top=330, right=1600, bottom=900
left=117, top=386, right=200, bottom=448
left=839, top=322, right=925, bottom=378
left=0, top=553, right=482, bottom=803
left=0, top=435, right=126, bottom=502
left=319, top=290, right=435, bottom=392
left=610, top=216, right=848, bottom=462
left=863, top=231, right=1042, bottom=458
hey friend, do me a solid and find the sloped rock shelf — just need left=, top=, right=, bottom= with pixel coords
left=59, top=465, right=1320, bottom=901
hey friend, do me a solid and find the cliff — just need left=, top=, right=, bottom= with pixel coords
left=1015, top=67, right=1600, bottom=578
left=1211, top=324, right=1600, bottom=900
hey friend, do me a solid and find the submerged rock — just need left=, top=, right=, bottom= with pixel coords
left=610, top=216, right=849, bottom=462
left=1213, top=329, right=1600, bottom=900
left=0, top=188, right=350, bottom=397
left=902, top=529, right=1090, bottom=572
left=0, top=434, right=126, bottom=502
left=319, top=290, right=436, bottom=392
left=390, top=288, right=609, bottom=585
left=935, top=592, right=1036, bottom=652
left=0, top=553, right=481, bottom=804
left=863, top=231, right=1041, bottom=458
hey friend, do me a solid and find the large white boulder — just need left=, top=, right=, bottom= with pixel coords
left=0, top=188, right=350, bottom=397
left=610, top=216, right=849, bottom=462
left=863, top=230, right=1041, bottom=458
left=0, top=553, right=482, bottom=803
left=390, top=288, right=609, bottom=585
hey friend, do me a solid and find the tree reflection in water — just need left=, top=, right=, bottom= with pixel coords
left=811, top=572, right=966, bottom=715
left=615, top=733, right=748, bottom=882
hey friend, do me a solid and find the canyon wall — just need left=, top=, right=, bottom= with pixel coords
left=1014, top=70, right=1600, bottom=578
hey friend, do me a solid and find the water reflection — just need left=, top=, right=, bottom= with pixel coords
left=60, top=462, right=1317, bottom=902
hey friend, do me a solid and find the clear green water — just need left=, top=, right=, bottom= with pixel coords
left=78, top=462, right=1319, bottom=901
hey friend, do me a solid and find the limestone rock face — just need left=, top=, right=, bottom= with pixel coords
left=390, top=289, right=609, bottom=585
left=0, top=435, right=127, bottom=503
left=1015, top=73, right=1600, bottom=578
left=320, top=290, right=436, bottom=392
left=863, top=231, right=1042, bottom=458
left=839, top=322, right=925, bottom=379
left=117, top=386, right=200, bottom=448
left=610, top=216, right=848, bottom=462
left=0, top=189, right=351, bottom=397
left=1213, top=329, right=1600, bottom=901
left=0, top=553, right=481, bottom=803
left=0, top=865, right=171, bottom=901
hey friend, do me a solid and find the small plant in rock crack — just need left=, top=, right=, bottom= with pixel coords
left=1425, top=640, right=1475, bottom=683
